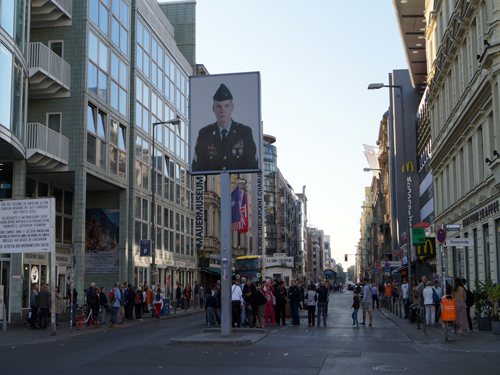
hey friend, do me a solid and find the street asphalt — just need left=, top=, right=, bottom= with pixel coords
left=1, top=292, right=499, bottom=374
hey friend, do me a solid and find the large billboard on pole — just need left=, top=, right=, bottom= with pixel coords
left=189, top=72, right=262, bottom=175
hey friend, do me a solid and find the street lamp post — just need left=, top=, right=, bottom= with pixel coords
left=151, top=118, right=180, bottom=317
left=368, top=83, right=413, bottom=304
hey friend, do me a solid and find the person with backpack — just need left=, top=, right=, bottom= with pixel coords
left=462, top=278, right=474, bottom=332
left=135, top=287, right=143, bottom=321
left=205, top=287, right=217, bottom=326
left=256, top=285, right=268, bottom=328
left=154, top=287, right=163, bottom=318
left=432, top=280, right=443, bottom=323
left=109, top=282, right=120, bottom=327
left=306, top=284, right=317, bottom=326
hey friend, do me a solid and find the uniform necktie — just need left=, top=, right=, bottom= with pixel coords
left=221, top=129, right=228, bottom=148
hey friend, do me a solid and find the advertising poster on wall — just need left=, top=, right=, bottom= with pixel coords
left=85, top=208, right=120, bottom=273
left=189, top=72, right=262, bottom=175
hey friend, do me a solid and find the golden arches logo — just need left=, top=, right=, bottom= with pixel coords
left=402, top=161, right=414, bottom=173
left=416, top=238, right=435, bottom=257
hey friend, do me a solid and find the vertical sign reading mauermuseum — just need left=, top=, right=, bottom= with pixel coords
left=0, top=198, right=54, bottom=254
left=195, top=176, right=204, bottom=250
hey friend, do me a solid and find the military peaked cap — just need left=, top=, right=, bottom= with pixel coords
left=213, top=83, right=233, bottom=101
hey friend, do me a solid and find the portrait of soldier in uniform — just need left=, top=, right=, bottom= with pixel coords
left=191, top=83, right=258, bottom=172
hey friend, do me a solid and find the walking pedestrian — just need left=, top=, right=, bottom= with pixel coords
left=372, top=284, right=379, bottom=309
left=194, top=281, right=200, bottom=309
left=30, top=283, right=39, bottom=330
left=423, top=281, right=436, bottom=326
left=38, top=284, right=51, bottom=330
left=231, top=281, right=243, bottom=327
left=67, top=285, right=78, bottom=325
left=263, top=283, right=276, bottom=326
left=135, top=286, right=143, bottom=320
left=400, top=278, right=409, bottom=319
left=99, top=286, right=109, bottom=325
left=176, top=283, right=182, bottom=309
left=242, top=289, right=253, bottom=328
left=117, top=284, right=125, bottom=325
left=109, top=282, right=120, bottom=327
left=154, top=287, right=163, bottom=318
left=462, top=278, right=473, bottom=332
left=288, top=280, right=300, bottom=325
left=240, top=278, right=247, bottom=324
left=127, top=284, right=136, bottom=320
left=361, top=278, right=373, bottom=327
left=256, top=285, right=268, bottom=328
left=276, top=282, right=287, bottom=325
left=55, top=286, right=62, bottom=326
left=351, top=290, right=360, bottom=327
left=205, top=287, right=217, bottom=326
left=123, top=282, right=129, bottom=319
left=316, top=281, right=329, bottom=327
left=432, top=280, right=443, bottom=323
left=452, top=278, right=468, bottom=335
left=306, top=284, right=317, bottom=326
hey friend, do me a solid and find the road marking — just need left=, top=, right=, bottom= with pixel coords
left=271, top=330, right=278, bottom=333
left=281, top=327, right=287, bottom=330
left=234, top=352, right=238, bottom=355
left=284, top=353, right=289, bottom=356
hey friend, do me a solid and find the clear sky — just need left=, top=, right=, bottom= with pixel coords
left=188, top=0, right=408, bottom=269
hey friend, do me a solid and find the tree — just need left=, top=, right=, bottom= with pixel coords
left=347, top=265, right=355, bottom=281
left=336, top=263, right=347, bottom=283
left=85, top=215, right=102, bottom=253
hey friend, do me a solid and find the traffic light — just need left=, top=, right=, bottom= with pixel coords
left=345, top=254, right=348, bottom=262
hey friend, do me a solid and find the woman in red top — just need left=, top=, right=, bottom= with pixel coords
left=263, top=283, right=276, bottom=326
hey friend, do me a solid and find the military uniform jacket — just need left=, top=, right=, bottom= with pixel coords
left=192, top=120, right=258, bottom=172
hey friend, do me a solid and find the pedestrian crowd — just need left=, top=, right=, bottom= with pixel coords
left=203, top=278, right=338, bottom=328
left=358, top=275, right=474, bottom=336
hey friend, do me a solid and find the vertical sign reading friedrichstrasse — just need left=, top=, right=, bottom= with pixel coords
left=0, top=198, right=54, bottom=254
left=195, top=176, right=204, bottom=250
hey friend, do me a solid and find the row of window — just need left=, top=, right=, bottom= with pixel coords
left=134, top=196, right=194, bottom=255
left=87, top=103, right=127, bottom=178
left=90, top=0, right=129, bottom=55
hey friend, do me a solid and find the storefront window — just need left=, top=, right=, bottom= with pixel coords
left=483, top=225, right=491, bottom=277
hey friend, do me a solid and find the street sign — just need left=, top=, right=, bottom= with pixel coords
left=412, top=228, right=425, bottom=245
left=375, top=262, right=381, bottom=268
left=444, top=224, right=460, bottom=231
left=437, top=229, right=446, bottom=243
left=374, top=268, right=378, bottom=275
left=384, top=257, right=389, bottom=263
left=444, top=238, right=474, bottom=248
left=384, top=262, right=390, bottom=272
left=388, top=261, right=401, bottom=267
left=140, top=239, right=152, bottom=256
left=384, top=272, right=390, bottom=276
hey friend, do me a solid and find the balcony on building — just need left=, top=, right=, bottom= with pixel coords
left=23, top=122, right=69, bottom=171
left=31, top=0, right=72, bottom=28
left=29, top=42, right=71, bottom=99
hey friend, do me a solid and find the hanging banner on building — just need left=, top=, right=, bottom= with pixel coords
left=363, top=144, right=380, bottom=179
left=85, top=208, right=119, bottom=273
left=195, top=176, right=204, bottom=250
left=0, top=198, right=54, bottom=254
left=189, top=72, right=263, bottom=175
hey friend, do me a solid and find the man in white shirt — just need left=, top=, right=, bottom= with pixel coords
left=231, top=281, right=243, bottom=327
left=400, top=278, right=409, bottom=319
left=361, top=277, right=373, bottom=327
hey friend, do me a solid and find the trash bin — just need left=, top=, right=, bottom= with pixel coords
left=161, top=298, right=170, bottom=316
left=441, top=295, right=455, bottom=321
left=385, top=285, right=391, bottom=297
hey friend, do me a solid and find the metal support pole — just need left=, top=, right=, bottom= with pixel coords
left=220, top=172, right=232, bottom=337
left=151, top=124, right=157, bottom=318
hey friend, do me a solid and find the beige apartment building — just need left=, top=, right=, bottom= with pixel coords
left=425, top=0, right=500, bottom=284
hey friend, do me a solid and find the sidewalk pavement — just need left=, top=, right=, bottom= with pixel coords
left=0, top=305, right=204, bottom=347
left=379, top=305, right=500, bottom=352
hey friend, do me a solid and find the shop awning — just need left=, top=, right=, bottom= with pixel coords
left=201, top=268, right=235, bottom=275
left=392, top=262, right=415, bottom=275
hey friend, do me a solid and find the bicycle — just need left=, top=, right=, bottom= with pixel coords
left=75, top=304, right=98, bottom=330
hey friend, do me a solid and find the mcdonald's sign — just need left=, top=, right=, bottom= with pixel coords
left=416, top=238, right=435, bottom=259
left=402, top=161, right=414, bottom=173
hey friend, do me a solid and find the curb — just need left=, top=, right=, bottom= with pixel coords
left=0, top=308, right=205, bottom=346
